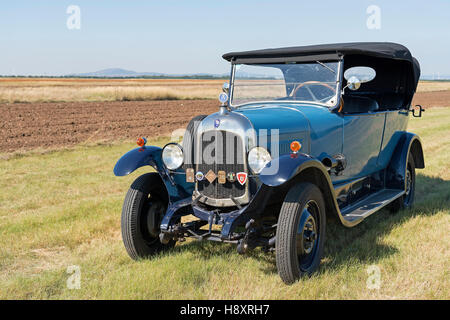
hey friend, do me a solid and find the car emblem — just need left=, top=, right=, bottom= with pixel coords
left=195, top=171, right=204, bottom=181
left=237, top=172, right=247, bottom=185
left=217, top=170, right=226, bottom=184
left=214, top=119, right=220, bottom=128
left=186, top=168, right=195, bottom=183
left=227, top=172, right=236, bottom=183
left=205, top=170, right=217, bottom=183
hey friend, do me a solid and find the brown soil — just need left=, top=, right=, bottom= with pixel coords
left=411, top=90, right=450, bottom=108
left=0, top=100, right=218, bottom=153
left=1, top=91, right=448, bottom=153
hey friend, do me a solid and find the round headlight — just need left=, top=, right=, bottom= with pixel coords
left=162, top=143, right=184, bottom=170
left=248, top=147, right=271, bottom=174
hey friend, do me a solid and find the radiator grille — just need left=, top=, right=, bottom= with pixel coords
left=196, top=130, right=246, bottom=199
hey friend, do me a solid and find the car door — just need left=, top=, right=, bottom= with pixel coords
left=377, top=109, right=409, bottom=168
left=341, top=111, right=385, bottom=180
left=297, top=105, right=344, bottom=183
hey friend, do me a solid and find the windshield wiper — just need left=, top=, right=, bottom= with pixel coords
left=315, top=61, right=336, bottom=74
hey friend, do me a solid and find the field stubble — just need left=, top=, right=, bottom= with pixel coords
left=0, top=78, right=223, bottom=103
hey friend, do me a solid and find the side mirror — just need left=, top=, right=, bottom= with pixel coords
left=222, top=82, right=230, bottom=94
left=343, top=66, right=376, bottom=91
left=411, top=105, right=425, bottom=117
left=346, top=76, right=361, bottom=91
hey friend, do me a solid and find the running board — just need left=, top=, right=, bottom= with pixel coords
left=340, top=189, right=405, bottom=224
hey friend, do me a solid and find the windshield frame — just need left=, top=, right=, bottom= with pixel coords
left=228, top=59, right=343, bottom=109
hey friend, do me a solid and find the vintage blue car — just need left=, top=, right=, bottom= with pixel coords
left=114, top=42, right=424, bottom=284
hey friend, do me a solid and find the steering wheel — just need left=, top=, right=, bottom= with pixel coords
left=291, top=81, right=336, bottom=102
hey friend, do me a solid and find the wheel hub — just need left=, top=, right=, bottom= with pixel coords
left=146, top=199, right=165, bottom=238
left=296, top=201, right=318, bottom=256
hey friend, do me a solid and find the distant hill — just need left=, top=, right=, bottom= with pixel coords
left=68, top=68, right=165, bottom=77
left=66, top=68, right=284, bottom=80
left=66, top=68, right=228, bottom=79
left=3, top=68, right=449, bottom=80
left=66, top=68, right=450, bottom=80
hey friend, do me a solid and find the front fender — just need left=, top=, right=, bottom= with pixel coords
left=259, top=153, right=329, bottom=187
left=113, top=146, right=162, bottom=176
left=114, top=146, right=194, bottom=203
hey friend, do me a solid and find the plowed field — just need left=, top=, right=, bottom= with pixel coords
left=0, top=100, right=218, bottom=152
left=0, top=91, right=447, bottom=153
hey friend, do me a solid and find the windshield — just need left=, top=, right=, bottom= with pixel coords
left=231, top=61, right=340, bottom=107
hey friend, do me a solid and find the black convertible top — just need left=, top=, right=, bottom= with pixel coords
left=223, top=42, right=412, bottom=62
left=223, top=42, right=420, bottom=105
left=223, top=42, right=420, bottom=84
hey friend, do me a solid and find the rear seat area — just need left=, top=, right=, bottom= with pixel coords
left=376, top=93, right=405, bottom=110
left=342, top=92, right=405, bottom=112
left=341, top=95, right=379, bottom=113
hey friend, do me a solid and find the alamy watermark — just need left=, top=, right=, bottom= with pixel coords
left=366, top=5, right=381, bottom=30
left=366, top=265, right=381, bottom=290
left=66, top=5, right=81, bottom=30
left=173, top=123, right=280, bottom=175
left=66, top=265, right=81, bottom=289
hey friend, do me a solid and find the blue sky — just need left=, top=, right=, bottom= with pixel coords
left=1, top=0, right=449, bottom=77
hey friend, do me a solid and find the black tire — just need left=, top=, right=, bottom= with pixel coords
left=182, top=115, right=207, bottom=169
left=388, top=152, right=416, bottom=213
left=121, top=172, right=175, bottom=260
left=276, top=182, right=326, bottom=284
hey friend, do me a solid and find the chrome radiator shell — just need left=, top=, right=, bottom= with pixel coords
left=192, top=111, right=257, bottom=207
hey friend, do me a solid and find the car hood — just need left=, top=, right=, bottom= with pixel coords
left=234, top=104, right=311, bottom=155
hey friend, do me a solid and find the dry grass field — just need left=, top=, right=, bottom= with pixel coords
left=0, top=79, right=449, bottom=299
left=416, top=80, right=450, bottom=92
left=1, top=78, right=449, bottom=103
left=0, top=78, right=223, bottom=103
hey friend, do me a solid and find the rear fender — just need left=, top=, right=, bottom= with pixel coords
left=386, top=133, right=425, bottom=191
left=113, top=146, right=194, bottom=203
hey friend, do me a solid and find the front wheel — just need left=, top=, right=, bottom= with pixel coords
left=121, top=173, right=175, bottom=260
left=276, top=183, right=326, bottom=284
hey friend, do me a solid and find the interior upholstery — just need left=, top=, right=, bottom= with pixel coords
left=341, top=95, right=379, bottom=114
left=376, top=93, right=405, bottom=110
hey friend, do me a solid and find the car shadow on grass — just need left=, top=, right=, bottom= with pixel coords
left=273, top=174, right=449, bottom=275
left=156, top=174, right=449, bottom=276
left=257, top=174, right=448, bottom=276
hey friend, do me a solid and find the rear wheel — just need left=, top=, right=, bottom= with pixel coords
left=121, top=173, right=175, bottom=260
left=276, top=183, right=326, bottom=284
left=388, top=152, right=416, bottom=213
